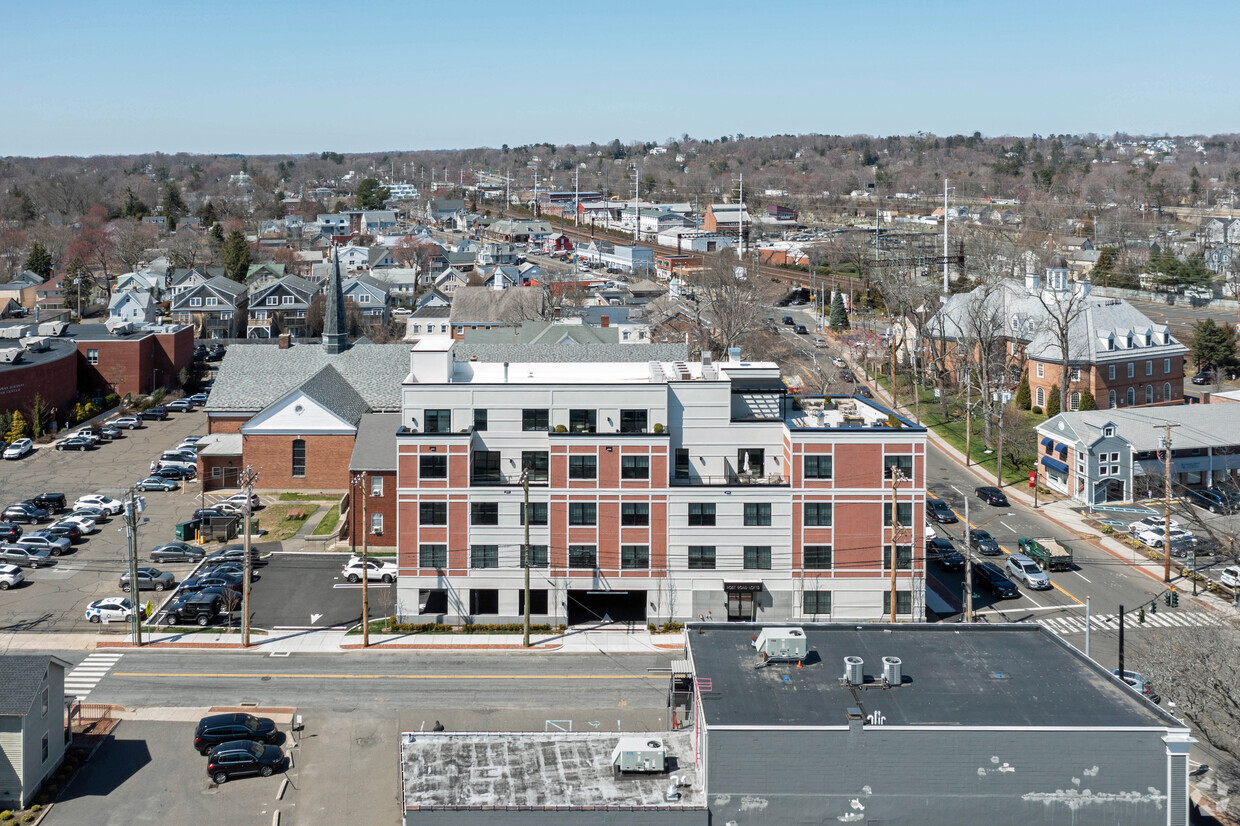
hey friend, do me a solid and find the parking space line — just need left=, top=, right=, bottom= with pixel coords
left=1074, top=571, right=1092, bottom=583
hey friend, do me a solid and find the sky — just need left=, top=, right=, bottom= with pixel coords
left=2, top=0, right=1237, bottom=157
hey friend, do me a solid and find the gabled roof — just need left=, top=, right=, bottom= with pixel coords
left=464, top=321, right=621, bottom=346
left=1039, top=405, right=1240, bottom=452
left=297, top=364, right=371, bottom=426
left=109, top=290, right=153, bottom=311
left=344, top=273, right=390, bottom=299
left=171, top=267, right=225, bottom=286
left=251, top=274, right=321, bottom=303
left=449, top=286, right=545, bottom=323
left=0, top=655, right=69, bottom=716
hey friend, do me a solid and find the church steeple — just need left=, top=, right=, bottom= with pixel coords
left=323, top=245, right=348, bottom=354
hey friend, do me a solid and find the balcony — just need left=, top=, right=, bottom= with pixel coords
left=671, top=471, right=786, bottom=487
left=470, top=473, right=549, bottom=487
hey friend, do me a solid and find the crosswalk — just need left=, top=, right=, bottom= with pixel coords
left=64, top=652, right=124, bottom=699
left=1032, top=611, right=1218, bottom=636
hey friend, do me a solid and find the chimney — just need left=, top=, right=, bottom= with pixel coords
left=1202, top=391, right=1211, bottom=404
left=600, top=314, right=609, bottom=328
left=554, top=307, right=561, bottom=320
left=278, top=333, right=292, bottom=349
left=503, top=361, right=509, bottom=383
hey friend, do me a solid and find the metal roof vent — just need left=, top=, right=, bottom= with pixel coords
left=882, top=656, right=902, bottom=687
left=844, top=656, right=864, bottom=686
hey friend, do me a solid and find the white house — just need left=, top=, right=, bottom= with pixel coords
left=108, top=289, right=157, bottom=324
left=0, top=656, right=70, bottom=810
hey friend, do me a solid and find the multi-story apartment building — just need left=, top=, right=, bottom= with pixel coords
left=393, top=338, right=927, bottom=627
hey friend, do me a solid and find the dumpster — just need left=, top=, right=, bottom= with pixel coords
left=174, top=519, right=201, bottom=541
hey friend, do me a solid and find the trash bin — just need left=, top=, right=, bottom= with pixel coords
left=175, top=519, right=200, bottom=541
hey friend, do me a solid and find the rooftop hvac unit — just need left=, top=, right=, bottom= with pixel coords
left=753, top=627, right=808, bottom=662
left=0, top=349, right=23, bottom=364
left=37, top=322, right=66, bottom=337
left=882, top=656, right=902, bottom=686
left=0, top=325, right=30, bottom=339
left=844, top=656, right=864, bottom=686
left=20, top=336, right=49, bottom=352
left=611, top=737, right=666, bottom=773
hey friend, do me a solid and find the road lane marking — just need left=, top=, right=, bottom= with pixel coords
left=951, top=485, right=964, bottom=497
left=1074, top=571, right=1092, bottom=583
left=1000, top=521, right=1017, bottom=534
left=112, top=672, right=659, bottom=681
left=1023, top=594, right=1044, bottom=609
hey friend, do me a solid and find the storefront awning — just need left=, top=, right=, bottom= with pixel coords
left=1040, top=436, right=1054, bottom=447
left=1041, top=456, right=1070, bottom=474
left=1055, top=443, right=1069, bottom=455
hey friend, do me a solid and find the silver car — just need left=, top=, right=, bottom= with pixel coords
left=1004, top=553, right=1051, bottom=590
left=118, top=567, right=176, bottom=592
left=14, top=533, right=71, bottom=556
left=0, top=545, right=52, bottom=568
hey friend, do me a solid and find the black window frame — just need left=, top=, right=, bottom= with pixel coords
left=569, top=409, right=597, bottom=433
left=688, top=545, right=716, bottom=569
left=883, top=454, right=913, bottom=480
left=418, top=544, right=447, bottom=568
left=619, top=409, right=648, bottom=433
left=804, top=454, right=833, bottom=479
left=620, top=455, right=650, bottom=479
left=743, top=545, right=772, bottom=570
left=883, top=544, right=914, bottom=571
left=883, top=590, right=913, bottom=615
left=568, top=544, right=597, bottom=569
left=674, top=448, right=690, bottom=479
left=521, top=450, right=549, bottom=483
left=418, top=501, right=448, bottom=525
left=519, top=502, right=548, bottom=526
left=738, top=448, right=765, bottom=475
left=744, top=502, right=772, bottom=526
left=291, top=438, right=306, bottom=478
left=804, top=545, right=833, bottom=569
left=419, top=454, right=448, bottom=479
left=621, top=544, right=650, bottom=569
left=883, top=501, right=913, bottom=527
left=522, top=409, right=550, bottom=432
left=424, top=409, right=451, bottom=434
left=472, top=450, right=501, bottom=482
left=473, top=409, right=488, bottom=431
left=568, top=502, right=597, bottom=526
left=803, top=590, right=832, bottom=614
left=469, top=588, right=499, bottom=615
left=687, top=502, right=716, bottom=526
left=523, top=544, right=548, bottom=568
left=470, top=544, right=499, bottom=569
left=620, top=502, right=650, bottom=526
left=470, top=502, right=499, bottom=526
left=804, top=502, right=833, bottom=527
left=568, top=454, right=598, bottom=479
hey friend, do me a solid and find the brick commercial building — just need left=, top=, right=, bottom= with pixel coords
left=0, top=328, right=78, bottom=428
left=72, top=322, right=195, bottom=398
left=929, top=258, right=1187, bottom=411
left=346, top=413, right=399, bottom=548
left=393, top=337, right=927, bottom=626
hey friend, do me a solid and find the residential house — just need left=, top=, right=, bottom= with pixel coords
left=246, top=274, right=320, bottom=339
left=0, top=271, right=44, bottom=310
left=316, top=210, right=399, bottom=239
left=543, top=233, right=574, bottom=253
left=1205, top=246, right=1234, bottom=275
left=343, top=273, right=391, bottom=323
left=477, top=242, right=520, bottom=267
left=108, top=289, right=157, bottom=324
left=425, top=199, right=467, bottom=225
left=34, top=275, right=67, bottom=312
left=407, top=306, right=452, bottom=337
left=345, top=412, right=399, bottom=548
left=115, top=269, right=166, bottom=298
left=441, top=250, right=477, bottom=273
left=0, top=656, right=70, bottom=810
left=447, top=286, right=546, bottom=339
left=369, top=269, right=420, bottom=304
left=172, top=275, right=249, bottom=339
left=482, top=219, right=553, bottom=246
left=169, top=267, right=223, bottom=298
left=1199, top=216, right=1240, bottom=245
left=480, top=266, right=522, bottom=291
left=142, top=215, right=167, bottom=231
left=433, top=267, right=472, bottom=295
left=701, top=203, right=751, bottom=238
left=415, top=288, right=451, bottom=311
left=243, top=263, right=287, bottom=292
left=461, top=319, right=621, bottom=347
left=336, top=244, right=395, bottom=273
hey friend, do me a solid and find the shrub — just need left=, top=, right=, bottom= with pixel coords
left=29, top=805, right=40, bottom=813
left=151, top=388, right=167, bottom=405
left=1, top=810, right=13, bottom=821
left=554, top=424, right=567, bottom=432
left=103, top=393, right=120, bottom=410
left=20, top=814, right=33, bottom=824
left=653, top=422, right=664, bottom=433
left=1031, top=406, right=1043, bottom=415
left=648, top=621, right=684, bottom=633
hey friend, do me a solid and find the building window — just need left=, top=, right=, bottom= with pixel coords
left=1126, top=387, right=1135, bottom=406
left=1127, top=363, right=1135, bottom=378
left=621, top=455, right=650, bottom=479
left=804, top=502, right=833, bottom=526
left=804, top=545, right=833, bottom=569
left=744, top=502, right=772, bottom=526
left=803, top=590, right=832, bottom=615
left=1070, top=368, right=1081, bottom=381
left=1164, top=358, right=1171, bottom=373
left=1145, top=385, right=1153, bottom=405
left=41, top=733, right=49, bottom=763
left=674, top=449, right=690, bottom=479
left=1146, top=360, right=1153, bottom=376
left=621, top=502, right=650, bottom=526
left=524, top=545, right=548, bottom=568
left=1109, top=390, right=1117, bottom=408
left=283, top=295, right=294, bottom=305
left=211, top=467, right=221, bottom=478
left=687, top=503, right=716, bottom=526
left=1103, top=426, right=1116, bottom=438
left=370, top=476, right=383, bottom=497
left=190, top=297, right=202, bottom=307
left=1035, top=387, right=1045, bottom=408
left=86, top=349, right=99, bottom=365
left=883, top=502, right=913, bottom=527
left=744, top=545, right=772, bottom=569
left=424, top=409, right=451, bottom=433
left=470, top=545, right=499, bottom=568
left=267, top=296, right=279, bottom=306
left=517, top=588, right=548, bottom=614
left=568, top=545, right=597, bottom=568
left=370, top=513, right=383, bottom=533
left=738, top=448, right=764, bottom=476
left=569, top=409, right=596, bottom=433
left=621, top=545, right=649, bottom=569
left=41, top=687, right=49, bottom=717
left=470, top=502, right=499, bottom=525
left=1069, top=391, right=1080, bottom=411
left=568, top=502, right=597, bottom=525
left=883, top=590, right=913, bottom=615
left=472, top=451, right=500, bottom=482
left=291, top=439, right=306, bottom=478
left=520, top=502, right=548, bottom=525
left=1108, top=364, right=1116, bottom=381
left=1164, top=382, right=1171, bottom=401
left=688, top=545, right=716, bottom=569
left=522, top=409, right=550, bottom=431
left=521, top=451, right=549, bottom=483
left=473, top=409, right=487, bottom=431
left=803, top=455, right=833, bottom=479
left=619, top=409, right=648, bottom=433
left=205, top=296, right=218, bottom=307
left=1036, top=363, right=1044, bottom=378
left=883, top=544, right=913, bottom=570
left=568, top=455, right=597, bottom=479
left=883, top=455, right=913, bottom=480
left=469, top=589, right=499, bottom=615
left=419, top=502, right=447, bottom=525
left=420, top=455, right=448, bottom=479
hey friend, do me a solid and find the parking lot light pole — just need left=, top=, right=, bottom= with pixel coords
left=521, top=472, right=531, bottom=648
left=361, top=479, right=370, bottom=649
left=241, top=466, right=258, bottom=647
left=124, top=490, right=145, bottom=647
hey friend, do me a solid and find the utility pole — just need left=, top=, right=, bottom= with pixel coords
left=942, top=179, right=950, bottom=294
left=995, top=408, right=1004, bottom=489
left=1084, top=595, right=1091, bottom=660
left=124, top=489, right=145, bottom=647
left=521, top=472, right=531, bottom=648
left=241, top=466, right=258, bottom=647
left=964, top=380, right=973, bottom=467
left=889, top=468, right=906, bottom=623
left=361, top=476, right=370, bottom=648
left=1117, top=604, right=1125, bottom=679
left=1156, top=422, right=1181, bottom=583
left=963, top=496, right=973, bottom=622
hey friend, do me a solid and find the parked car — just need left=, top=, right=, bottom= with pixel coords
left=155, top=465, right=196, bottom=480
left=221, top=492, right=261, bottom=509
left=1128, top=516, right=1179, bottom=536
left=69, top=428, right=101, bottom=445
left=149, top=542, right=205, bottom=563
left=205, top=547, right=261, bottom=566
left=1191, top=371, right=1213, bottom=385
left=213, top=501, right=244, bottom=516
left=112, top=416, right=142, bottom=430
left=118, top=567, right=175, bottom=592
left=831, top=357, right=847, bottom=368
left=193, top=344, right=208, bottom=360
left=923, top=521, right=936, bottom=541
left=971, top=561, right=1020, bottom=598
left=1135, top=526, right=1196, bottom=549
left=69, top=506, right=109, bottom=523
left=188, top=393, right=209, bottom=405
left=136, top=476, right=179, bottom=492
left=30, top=493, right=66, bottom=513
left=179, top=572, right=243, bottom=595
left=341, top=558, right=398, bottom=583
left=3, top=503, right=49, bottom=524
left=58, top=514, right=96, bottom=533
left=206, top=740, right=285, bottom=783
left=100, top=424, right=123, bottom=440
left=854, top=385, right=872, bottom=398
left=193, top=508, right=228, bottom=522
left=166, top=399, right=194, bottom=412
left=1112, top=669, right=1160, bottom=704
left=0, top=523, right=21, bottom=542
left=926, top=498, right=958, bottom=524
left=968, top=528, right=1002, bottom=556
left=840, top=368, right=855, bottom=382
left=140, top=406, right=168, bottom=421
left=74, top=495, right=125, bottom=515
left=206, top=345, right=226, bottom=362
left=3, top=438, right=33, bottom=460
left=0, top=545, right=51, bottom=568
left=56, top=436, right=94, bottom=452
left=974, top=486, right=1010, bottom=507
left=927, top=538, right=964, bottom=572
left=194, top=713, right=279, bottom=755
left=1185, top=488, right=1234, bottom=514
left=202, top=561, right=257, bottom=582
left=1005, top=553, right=1051, bottom=590
left=1219, top=566, right=1240, bottom=588
left=0, top=564, right=24, bottom=589
left=84, top=597, right=144, bottom=624
left=813, top=337, right=828, bottom=348
left=164, top=592, right=222, bottom=626
left=41, top=522, right=84, bottom=544
left=198, top=585, right=244, bottom=610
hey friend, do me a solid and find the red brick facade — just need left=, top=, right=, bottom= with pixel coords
left=1029, top=354, right=1184, bottom=411
left=342, top=471, right=396, bottom=548
left=243, top=433, right=356, bottom=491
left=0, top=347, right=78, bottom=425
left=76, top=326, right=195, bottom=398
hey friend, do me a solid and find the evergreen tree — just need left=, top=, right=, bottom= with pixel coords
left=1045, top=388, right=1061, bottom=418
left=161, top=182, right=188, bottom=226
left=1187, top=318, right=1239, bottom=375
left=1015, top=372, right=1031, bottom=410
left=829, top=292, right=850, bottom=331
left=210, top=223, right=225, bottom=247
left=355, top=178, right=391, bottom=211
left=197, top=201, right=218, bottom=229
left=120, top=187, right=150, bottom=219
left=6, top=410, right=28, bottom=442
left=1078, top=388, right=1098, bottom=410
left=221, top=230, right=251, bottom=282
left=24, top=241, right=53, bottom=278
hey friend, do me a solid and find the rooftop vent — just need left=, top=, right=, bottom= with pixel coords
left=882, top=656, right=902, bottom=686
left=611, top=737, right=666, bottom=774
left=844, top=656, right=864, bottom=686
left=753, top=627, right=808, bottom=662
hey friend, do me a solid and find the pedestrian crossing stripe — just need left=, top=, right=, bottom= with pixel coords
left=1030, top=611, right=1219, bottom=636
left=65, top=652, right=123, bottom=699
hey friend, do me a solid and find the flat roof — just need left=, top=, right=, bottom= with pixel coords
left=400, top=731, right=703, bottom=811
left=688, top=623, right=1183, bottom=730
left=195, top=433, right=242, bottom=456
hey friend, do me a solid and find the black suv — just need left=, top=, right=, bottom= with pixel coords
left=3, top=503, right=49, bottom=524
left=206, top=740, right=284, bottom=783
left=194, top=713, right=278, bottom=755
left=165, top=592, right=222, bottom=626
left=0, top=523, right=21, bottom=542
left=141, top=406, right=168, bottom=421
left=31, top=493, right=66, bottom=514
left=972, top=561, right=1020, bottom=599
left=927, top=538, right=964, bottom=572
left=968, top=529, right=1002, bottom=556
left=926, top=498, right=957, bottom=524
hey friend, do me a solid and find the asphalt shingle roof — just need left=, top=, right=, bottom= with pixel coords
left=349, top=413, right=400, bottom=471
left=298, top=364, right=372, bottom=426
left=1040, top=405, right=1240, bottom=452
left=0, top=656, right=58, bottom=715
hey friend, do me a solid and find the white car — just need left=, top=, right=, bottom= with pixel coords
left=1135, top=526, right=1195, bottom=548
left=832, top=357, right=847, bottom=368
left=1218, top=566, right=1240, bottom=588
left=213, top=501, right=245, bottom=516
left=222, top=492, right=261, bottom=509
left=3, top=438, right=33, bottom=460
left=924, top=521, right=937, bottom=541
left=0, top=564, right=24, bottom=590
left=84, top=597, right=143, bottom=624
left=341, top=559, right=398, bottom=583
left=1005, top=554, right=1052, bottom=590
left=813, top=337, right=828, bottom=348
left=1128, top=516, right=1179, bottom=536
left=73, top=495, right=124, bottom=515
left=59, top=514, right=97, bottom=533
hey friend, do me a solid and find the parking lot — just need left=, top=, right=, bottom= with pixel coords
left=0, top=409, right=211, bottom=632
left=246, top=553, right=396, bottom=629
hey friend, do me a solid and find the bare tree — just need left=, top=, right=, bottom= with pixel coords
left=111, top=219, right=159, bottom=274
left=689, top=249, right=766, bottom=352
left=1032, top=262, right=1092, bottom=411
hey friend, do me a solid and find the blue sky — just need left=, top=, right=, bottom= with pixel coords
left=2, top=0, right=1236, bottom=156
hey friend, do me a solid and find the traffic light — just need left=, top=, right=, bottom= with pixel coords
left=1163, top=592, right=1172, bottom=607
left=1171, top=591, right=1179, bottom=608
left=1150, top=598, right=1157, bottom=613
